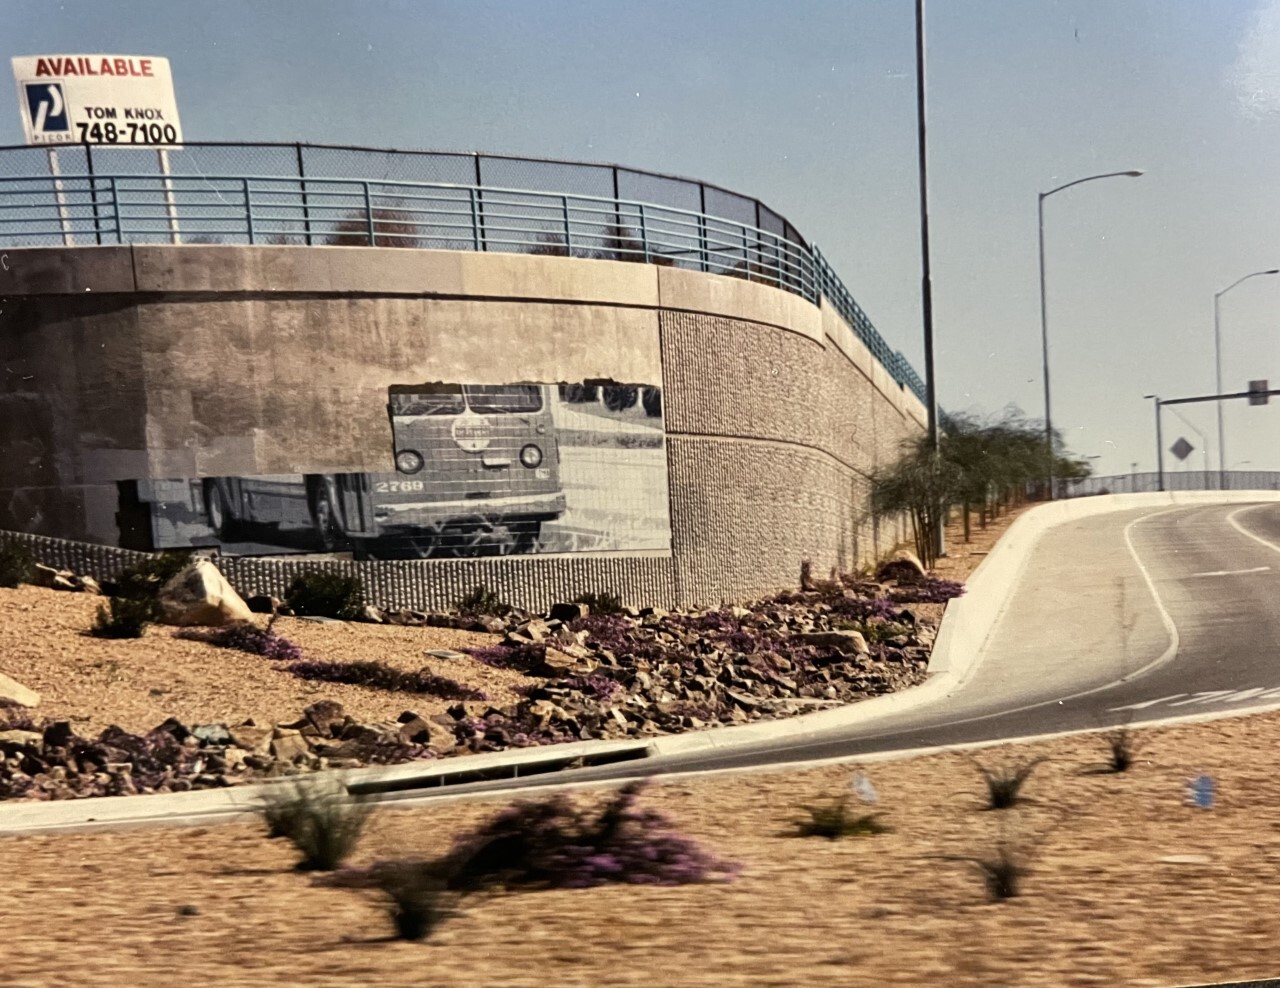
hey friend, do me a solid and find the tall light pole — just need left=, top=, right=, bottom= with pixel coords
left=914, top=0, right=942, bottom=557
left=1213, top=269, right=1277, bottom=490
left=1038, top=169, right=1144, bottom=500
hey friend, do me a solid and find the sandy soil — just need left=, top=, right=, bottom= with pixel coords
left=0, top=502, right=1017, bottom=738
left=933, top=501, right=1034, bottom=585
left=3, top=711, right=1280, bottom=987
left=0, top=588, right=525, bottom=734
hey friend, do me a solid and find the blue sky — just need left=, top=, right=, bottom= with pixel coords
left=6, top=0, right=1280, bottom=478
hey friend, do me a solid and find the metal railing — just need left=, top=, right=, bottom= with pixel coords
left=1063, top=471, right=1280, bottom=496
left=0, top=141, right=926, bottom=402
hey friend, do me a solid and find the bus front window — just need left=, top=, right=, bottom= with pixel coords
left=464, top=385, right=543, bottom=414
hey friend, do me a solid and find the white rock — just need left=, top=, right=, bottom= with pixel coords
left=157, top=560, right=254, bottom=627
left=0, top=672, right=39, bottom=707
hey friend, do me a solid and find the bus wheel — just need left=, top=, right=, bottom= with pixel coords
left=309, top=486, right=342, bottom=551
left=642, top=387, right=662, bottom=418
left=405, top=535, right=439, bottom=559
left=452, top=521, right=519, bottom=557
left=202, top=479, right=235, bottom=540
left=602, top=385, right=638, bottom=412
left=513, top=522, right=541, bottom=554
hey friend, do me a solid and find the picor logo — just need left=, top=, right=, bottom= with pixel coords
left=24, top=81, right=68, bottom=133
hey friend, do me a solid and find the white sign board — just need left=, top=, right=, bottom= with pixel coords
left=11, top=54, right=182, bottom=146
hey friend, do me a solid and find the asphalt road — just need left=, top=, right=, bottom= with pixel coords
left=380, top=499, right=1280, bottom=802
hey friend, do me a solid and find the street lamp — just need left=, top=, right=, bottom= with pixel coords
left=1213, top=269, right=1278, bottom=490
left=1038, top=169, right=1144, bottom=500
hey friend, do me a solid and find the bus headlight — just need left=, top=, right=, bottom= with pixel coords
left=395, top=449, right=424, bottom=474
left=519, top=444, right=543, bottom=468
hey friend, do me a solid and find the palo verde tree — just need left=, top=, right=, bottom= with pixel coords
left=872, top=406, right=1092, bottom=561
left=870, top=444, right=965, bottom=569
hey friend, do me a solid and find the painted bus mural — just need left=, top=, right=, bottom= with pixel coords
left=128, top=381, right=670, bottom=558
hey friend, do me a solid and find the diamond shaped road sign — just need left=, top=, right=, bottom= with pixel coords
left=1170, top=437, right=1194, bottom=461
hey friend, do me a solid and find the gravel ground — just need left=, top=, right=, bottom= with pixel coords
left=0, top=589, right=525, bottom=735
left=2, top=712, right=1279, bottom=987
left=0, top=504, right=1018, bottom=740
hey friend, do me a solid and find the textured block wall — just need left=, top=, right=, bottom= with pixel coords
left=0, top=246, right=922, bottom=611
left=660, top=310, right=912, bottom=606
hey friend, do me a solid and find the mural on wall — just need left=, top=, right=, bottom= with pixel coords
left=129, top=381, right=670, bottom=558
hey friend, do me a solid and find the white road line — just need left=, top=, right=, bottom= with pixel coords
left=1189, top=566, right=1271, bottom=577
left=1108, top=693, right=1186, bottom=712
left=1227, top=504, right=1280, bottom=554
left=707, top=507, right=1193, bottom=754
left=1168, top=691, right=1236, bottom=706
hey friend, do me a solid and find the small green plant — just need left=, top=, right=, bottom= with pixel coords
left=793, top=796, right=890, bottom=840
left=90, top=596, right=153, bottom=639
left=574, top=591, right=625, bottom=615
left=285, top=570, right=364, bottom=620
left=117, top=551, right=193, bottom=603
left=456, top=584, right=509, bottom=617
left=316, top=859, right=464, bottom=942
left=840, top=619, right=911, bottom=644
left=1101, top=726, right=1141, bottom=773
left=258, top=776, right=372, bottom=871
left=971, top=756, right=1046, bottom=810
left=935, top=844, right=1026, bottom=901
left=0, top=541, right=33, bottom=588
left=376, top=863, right=462, bottom=941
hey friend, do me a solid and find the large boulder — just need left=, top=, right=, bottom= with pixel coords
left=157, top=560, right=254, bottom=627
left=0, top=672, right=39, bottom=708
left=875, top=549, right=927, bottom=584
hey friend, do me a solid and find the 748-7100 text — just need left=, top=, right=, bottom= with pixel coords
left=75, top=121, right=179, bottom=144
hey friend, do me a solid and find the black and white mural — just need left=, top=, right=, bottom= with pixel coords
left=129, top=381, right=670, bottom=558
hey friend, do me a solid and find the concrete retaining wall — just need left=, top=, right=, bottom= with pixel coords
left=0, top=244, right=925, bottom=609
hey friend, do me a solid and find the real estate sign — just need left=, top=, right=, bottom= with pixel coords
left=11, top=54, right=182, bottom=146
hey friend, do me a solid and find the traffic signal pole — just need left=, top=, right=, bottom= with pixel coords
left=1149, top=383, right=1277, bottom=494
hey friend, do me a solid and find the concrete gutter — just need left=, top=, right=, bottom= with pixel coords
left=6, top=491, right=1279, bottom=834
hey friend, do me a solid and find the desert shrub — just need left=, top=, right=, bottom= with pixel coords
left=972, top=756, right=1045, bottom=810
left=793, top=796, right=890, bottom=840
left=555, top=673, right=624, bottom=703
left=259, top=776, right=372, bottom=871
left=829, top=595, right=901, bottom=624
left=377, top=864, right=459, bottom=940
left=574, top=591, right=625, bottom=615
left=318, top=860, right=462, bottom=941
left=465, top=642, right=545, bottom=674
left=456, top=584, right=510, bottom=617
left=286, top=659, right=488, bottom=700
left=90, top=596, right=153, bottom=639
left=1100, top=726, right=1141, bottom=773
left=568, top=613, right=634, bottom=647
left=936, top=845, right=1026, bottom=901
left=444, top=781, right=739, bottom=891
left=176, top=619, right=302, bottom=660
left=889, top=577, right=965, bottom=604
left=0, top=541, right=33, bottom=588
left=117, top=551, right=193, bottom=602
left=285, top=571, right=364, bottom=620
left=855, top=620, right=913, bottom=645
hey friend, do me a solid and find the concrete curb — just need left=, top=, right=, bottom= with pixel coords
left=6, top=491, right=1279, bottom=834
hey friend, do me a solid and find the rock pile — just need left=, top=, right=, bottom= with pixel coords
left=0, top=700, right=453, bottom=800
left=447, top=576, right=952, bottom=752
left=0, top=565, right=962, bottom=800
